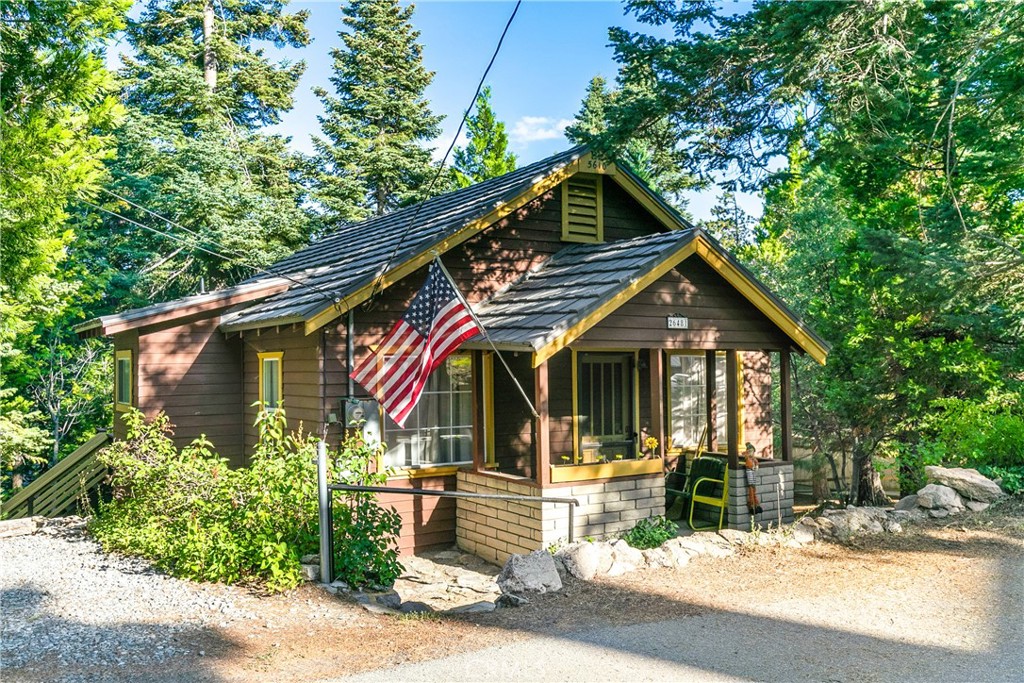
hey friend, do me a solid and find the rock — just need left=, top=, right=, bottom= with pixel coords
left=673, top=537, right=710, bottom=556
left=718, top=528, right=749, bottom=545
left=299, top=564, right=320, bottom=582
left=609, top=539, right=646, bottom=571
left=702, top=543, right=734, bottom=559
left=929, top=508, right=951, bottom=519
left=790, top=523, right=816, bottom=545
left=494, top=593, right=529, bottom=608
left=925, top=466, right=1005, bottom=503
left=300, top=553, right=319, bottom=565
left=556, top=542, right=611, bottom=581
left=350, top=588, right=402, bottom=609
left=455, top=574, right=498, bottom=594
left=448, top=600, right=495, bottom=614
left=916, top=484, right=964, bottom=510
left=0, top=517, right=45, bottom=539
left=882, top=519, right=903, bottom=534
left=893, top=495, right=919, bottom=512
left=661, top=539, right=694, bottom=567
left=360, top=602, right=400, bottom=616
left=641, top=547, right=674, bottom=568
left=966, top=500, right=990, bottom=512
left=399, top=601, right=434, bottom=614
left=497, top=550, right=562, bottom=595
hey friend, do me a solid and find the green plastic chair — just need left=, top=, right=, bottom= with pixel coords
left=683, top=456, right=728, bottom=531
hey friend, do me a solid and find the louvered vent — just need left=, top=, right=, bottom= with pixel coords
left=561, top=174, right=603, bottom=243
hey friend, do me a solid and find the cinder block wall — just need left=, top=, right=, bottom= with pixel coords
left=455, top=471, right=665, bottom=565
left=727, top=461, right=794, bottom=530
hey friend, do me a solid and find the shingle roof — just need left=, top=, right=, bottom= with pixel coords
left=471, top=230, right=698, bottom=348
left=220, top=147, right=588, bottom=330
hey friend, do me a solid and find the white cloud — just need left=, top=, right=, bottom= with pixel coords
left=511, top=116, right=573, bottom=144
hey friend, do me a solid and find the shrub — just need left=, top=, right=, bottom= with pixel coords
left=91, top=410, right=402, bottom=592
left=977, top=466, right=1024, bottom=495
left=623, top=515, right=677, bottom=550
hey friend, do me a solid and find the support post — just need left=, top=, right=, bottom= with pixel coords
left=725, top=350, right=740, bottom=471
left=780, top=350, right=793, bottom=462
left=317, top=440, right=333, bottom=584
left=705, top=350, right=718, bottom=452
left=535, top=360, right=551, bottom=487
left=648, top=349, right=664, bottom=458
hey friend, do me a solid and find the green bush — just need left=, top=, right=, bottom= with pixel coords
left=927, top=391, right=1024, bottom=469
left=623, top=515, right=677, bottom=550
left=91, top=410, right=402, bottom=592
left=977, top=466, right=1024, bottom=495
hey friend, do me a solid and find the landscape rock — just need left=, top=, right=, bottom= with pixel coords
left=929, top=508, right=951, bottom=519
left=790, top=523, right=816, bottom=545
left=448, top=600, right=495, bottom=614
left=893, top=495, right=919, bottom=512
left=641, top=547, right=674, bottom=568
left=299, top=564, right=320, bottom=582
left=349, top=588, right=402, bottom=609
left=609, top=539, right=646, bottom=571
left=965, top=501, right=990, bottom=512
left=661, top=539, right=694, bottom=567
left=718, top=529, right=749, bottom=545
left=300, top=553, right=319, bottom=565
left=0, top=517, right=45, bottom=539
left=494, top=593, right=529, bottom=608
left=916, top=484, right=964, bottom=510
left=398, top=601, right=434, bottom=614
left=360, top=602, right=400, bottom=616
left=882, top=519, right=903, bottom=534
left=925, top=466, right=1005, bottom=503
left=673, top=537, right=711, bottom=556
left=497, top=550, right=562, bottom=595
left=555, top=542, right=613, bottom=581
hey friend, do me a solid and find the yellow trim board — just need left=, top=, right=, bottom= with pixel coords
left=114, top=349, right=133, bottom=411
left=533, top=240, right=698, bottom=367
left=257, top=351, right=283, bottom=408
left=550, top=457, right=663, bottom=484
left=693, top=237, right=828, bottom=364
left=391, top=465, right=464, bottom=480
left=303, top=155, right=590, bottom=335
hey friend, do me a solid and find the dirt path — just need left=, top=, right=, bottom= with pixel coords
left=3, top=502, right=1022, bottom=682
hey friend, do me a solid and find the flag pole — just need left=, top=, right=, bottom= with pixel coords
left=433, top=256, right=540, bottom=419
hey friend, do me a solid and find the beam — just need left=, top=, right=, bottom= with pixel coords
left=705, top=350, right=717, bottom=453
left=725, top=350, right=740, bottom=470
left=780, top=350, right=793, bottom=462
left=534, top=360, right=551, bottom=487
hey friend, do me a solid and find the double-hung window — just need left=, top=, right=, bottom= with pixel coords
left=114, top=350, right=133, bottom=411
left=382, top=353, right=473, bottom=468
left=258, top=352, right=283, bottom=412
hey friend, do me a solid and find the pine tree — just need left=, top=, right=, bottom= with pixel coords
left=312, top=0, right=443, bottom=221
left=565, top=76, right=610, bottom=145
left=451, top=87, right=517, bottom=188
left=97, top=0, right=312, bottom=304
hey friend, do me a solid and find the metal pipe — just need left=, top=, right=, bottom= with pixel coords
left=346, top=310, right=355, bottom=399
left=330, top=483, right=580, bottom=542
left=317, top=440, right=333, bottom=584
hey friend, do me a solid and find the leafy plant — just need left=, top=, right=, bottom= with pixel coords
left=623, top=515, right=677, bottom=550
left=977, top=466, right=1024, bottom=495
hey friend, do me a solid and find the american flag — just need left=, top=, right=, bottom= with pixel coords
left=351, top=261, right=481, bottom=428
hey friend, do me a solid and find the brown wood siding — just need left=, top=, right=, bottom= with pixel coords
left=491, top=353, right=535, bottom=477
left=547, top=350, right=574, bottom=463
left=241, top=326, right=323, bottom=455
left=602, top=177, right=668, bottom=241
left=135, top=317, right=244, bottom=465
left=742, top=351, right=773, bottom=457
left=376, top=474, right=458, bottom=555
left=112, top=330, right=140, bottom=442
left=576, top=256, right=793, bottom=350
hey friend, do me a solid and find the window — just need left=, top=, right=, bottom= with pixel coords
left=114, top=350, right=132, bottom=411
left=667, top=352, right=730, bottom=451
left=382, top=353, right=473, bottom=468
left=258, top=352, right=283, bottom=411
left=577, top=352, right=636, bottom=461
left=561, top=174, right=604, bottom=243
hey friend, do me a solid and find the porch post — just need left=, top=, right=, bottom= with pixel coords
left=649, top=349, right=664, bottom=458
left=780, top=350, right=793, bottom=462
left=725, top=350, right=740, bottom=470
left=534, top=360, right=551, bottom=487
left=705, top=350, right=717, bottom=452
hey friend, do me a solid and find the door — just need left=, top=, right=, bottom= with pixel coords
left=577, top=352, right=636, bottom=461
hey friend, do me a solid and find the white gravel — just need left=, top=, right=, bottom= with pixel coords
left=0, top=518, right=262, bottom=682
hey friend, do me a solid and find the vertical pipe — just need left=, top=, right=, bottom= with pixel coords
left=317, top=440, right=333, bottom=585
left=568, top=502, right=575, bottom=543
left=346, top=310, right=355, bottom=399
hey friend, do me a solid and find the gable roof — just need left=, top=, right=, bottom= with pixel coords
left=470, top=229, right=830, bottom=366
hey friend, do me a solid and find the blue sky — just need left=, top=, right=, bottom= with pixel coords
left=117, top=1, right=761, bottom=220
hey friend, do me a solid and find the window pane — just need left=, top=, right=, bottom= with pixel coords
left=116, top=358, right=131, bottom=404
left=716, top=354, right=729, bottom=450
left=669, top=354, right=706, bottom=449
left=262, top=358, right=280, bottom=407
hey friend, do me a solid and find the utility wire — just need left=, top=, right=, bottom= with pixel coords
left=369, top=0, right=523, bottom=304
left=84, top=197, right=344, bottom=306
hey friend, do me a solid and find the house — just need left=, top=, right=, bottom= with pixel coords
left=78, top=147, right=828, bottom=563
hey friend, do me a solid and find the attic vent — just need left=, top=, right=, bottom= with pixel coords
left=561, top=174, right=604, bottom=243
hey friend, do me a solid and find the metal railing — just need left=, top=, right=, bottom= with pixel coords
left=316, top=443, right=579, bottom=584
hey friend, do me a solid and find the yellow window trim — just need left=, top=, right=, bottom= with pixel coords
left=561, top=174, right=604, bottom=243
left=550, top=457, right=663, bottom=484
left=389, top=465, right=464, bottom=480
left=257, top=351, right=283, bottom=408
left=114, top=349, right=133, bottom=412
left=302, top=154, right=590, bottom=335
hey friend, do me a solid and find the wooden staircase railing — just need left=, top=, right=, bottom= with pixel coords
left=2, top=431, right=112, bottom=520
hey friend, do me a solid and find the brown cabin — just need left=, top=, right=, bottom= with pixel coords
left=79, top=147, right=828, bottom=562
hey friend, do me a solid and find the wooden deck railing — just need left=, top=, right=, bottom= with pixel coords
left=1, top=432, right=112, bottom=519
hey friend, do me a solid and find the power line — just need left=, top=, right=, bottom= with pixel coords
left=369, top=0, right=523, bottom=303
left=84, top=197, right=344, bottom=306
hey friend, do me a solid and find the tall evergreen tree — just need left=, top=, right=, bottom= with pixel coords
left=97, top=0, right=312, bottom=305
left=312, top=0, right=443, bottom=221
left=451, top=87, right=517, bottom=188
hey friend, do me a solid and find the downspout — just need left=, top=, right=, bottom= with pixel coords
left=347, top=310, right=355, bottom=399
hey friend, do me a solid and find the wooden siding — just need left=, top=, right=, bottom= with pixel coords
left=547, top=350, right=574, bottom=462
left=602, top=177, right=667, bottom=241
left=241, top=325, right=323, bottom=455
left=135, top=317, right=245, bottom=465
left=376, top=474, right=458, bottom=555
left=574, top=256, right=793, bottom=350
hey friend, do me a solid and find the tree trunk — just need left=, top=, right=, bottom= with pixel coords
left=203, top=1, right=217, bottom=90
left=852, top=444, right=889, bottom=506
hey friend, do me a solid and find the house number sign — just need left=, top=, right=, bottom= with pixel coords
left=666, top=314, right=690, bottom=330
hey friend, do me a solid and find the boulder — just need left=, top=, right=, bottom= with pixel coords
left=299, top=564, right=321, bottom=582
left=965, top=500, right=990, bottom=513
left=399, top=601, right=434, bottom=614
left=609, top=539, right=646, bottom=570
left=925, top=466, right=1005, bottom=503
left=661, top=539, right=694, bottom=567
left=717, top=529, right=749, bottom=545
left=0, top=517, right=45, bottom=539
left=673, top=537, right=711, bottom=556
left=300, top=553, right=319, bottom=565
left=790, top=523, right=816, bottom=545
left=893, top=495, right=919, bottom=512
left=641, top=547, right=674, bottom=569
left=555, top=542, right=612, bottom=581
left=448, top=600, right=495, bottom=614
left=929, top=508, right=951, bottom=519
left=494, top=593, right=529, bottom=609
left=497, top=550, right=562, bottom=595
left=916, top=484, right=964, bottom=510
left=350, top=588, right=402, bottom=609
